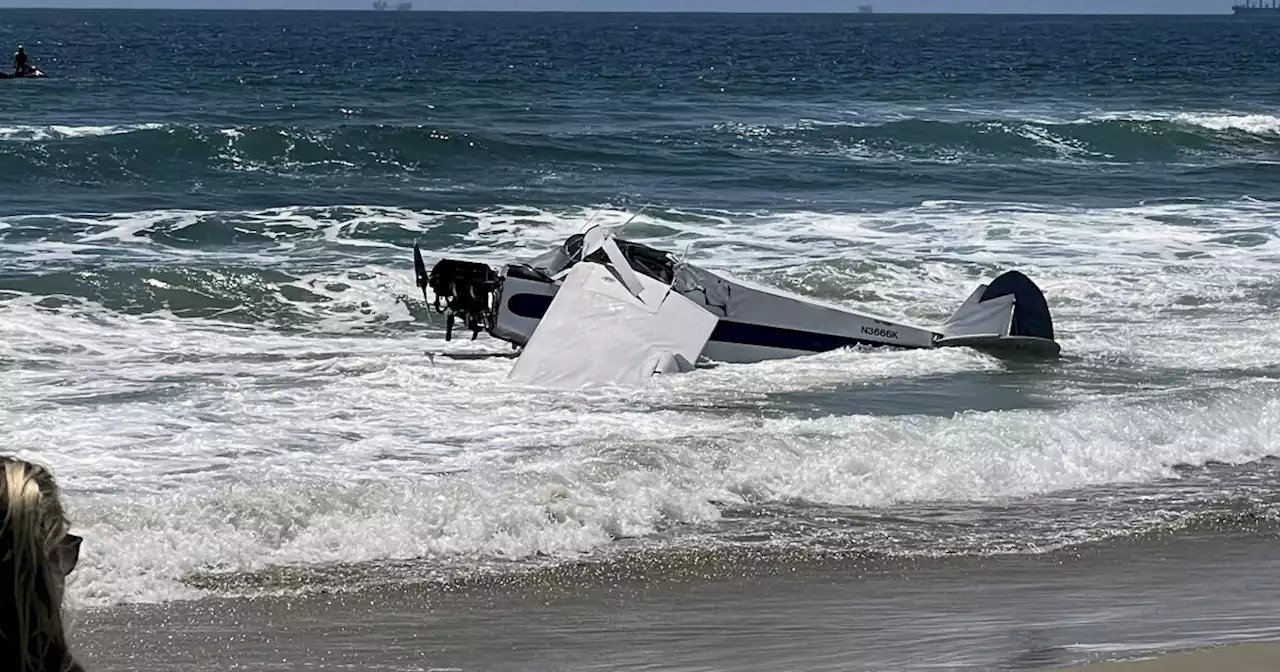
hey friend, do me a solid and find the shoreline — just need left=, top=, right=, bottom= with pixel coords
left=69, top=529, right=1280, bottom=672
left=1049, top=640, right=1280, bottom=671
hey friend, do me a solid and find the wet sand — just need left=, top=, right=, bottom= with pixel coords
left=1050, top=640, right=1280, bottom=671
left=69, top=527, right=1280, bottom=672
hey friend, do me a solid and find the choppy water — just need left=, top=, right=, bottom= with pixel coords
left=1, top=10, right=1278, bottom=612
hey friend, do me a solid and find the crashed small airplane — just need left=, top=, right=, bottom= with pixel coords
left=412, top=219, right=1060, bottom=389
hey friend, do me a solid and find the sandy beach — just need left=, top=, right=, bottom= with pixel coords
left=1050, top=640, right=1280, bottom=671
left=70, top=528, right=1280, bottom=672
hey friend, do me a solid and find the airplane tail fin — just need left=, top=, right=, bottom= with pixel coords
left=936, top=270, right=1059, bottom=358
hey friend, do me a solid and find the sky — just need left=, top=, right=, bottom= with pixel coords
left=0, top=0, right=1237, bottom=12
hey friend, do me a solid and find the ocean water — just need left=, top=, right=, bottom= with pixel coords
left=2, top=9, right=1280, bottom=668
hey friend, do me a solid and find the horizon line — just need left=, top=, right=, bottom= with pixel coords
left=0, top=7, right=1240, bottom=14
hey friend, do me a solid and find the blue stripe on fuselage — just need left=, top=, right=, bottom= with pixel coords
left=505, top=292, right=909, bottom=353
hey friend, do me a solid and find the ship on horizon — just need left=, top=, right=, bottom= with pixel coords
left=372, top=1, right=413, bottom=9
left=1233, top=0, right=1280, bottom=15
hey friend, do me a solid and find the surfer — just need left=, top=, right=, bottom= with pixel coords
left=13, top=45, right=31, bottom=76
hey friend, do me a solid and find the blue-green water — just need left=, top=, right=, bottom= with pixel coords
left=4, top=11, right=1280, bottom=216
left=2, top=12, right=1279, bottom=641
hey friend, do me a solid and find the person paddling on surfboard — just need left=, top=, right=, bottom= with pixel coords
left=13, top=45, right=31, bottom=76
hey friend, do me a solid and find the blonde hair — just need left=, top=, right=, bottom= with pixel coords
left=0, top=456, right=82, bottom=672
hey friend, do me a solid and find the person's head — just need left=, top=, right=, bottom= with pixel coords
left=16, top=46, right=23, bottom=54
left=0, top=456, right=82, bottom=672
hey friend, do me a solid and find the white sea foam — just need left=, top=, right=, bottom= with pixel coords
left=1166, top=112, right=1280, bottom=136
left=3, top=198, right=1280, bottom=606
left=1062, top=109, right=1280, bottom=136
left=0, top=123, right=165, bottom=142
left=717, top=105, right=1280, bottom=139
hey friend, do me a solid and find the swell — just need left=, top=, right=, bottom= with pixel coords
left=1, top=114, right=1278, bottom=186
left=0, top=123, right=646, bottom=182
left=712, top=114, right=1280, bottom=162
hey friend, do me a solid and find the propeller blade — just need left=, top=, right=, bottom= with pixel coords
left=412, top=241, right=429, bottom=301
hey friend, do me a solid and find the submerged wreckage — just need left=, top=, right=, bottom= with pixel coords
left=413, top=221, right=1060, bottom=389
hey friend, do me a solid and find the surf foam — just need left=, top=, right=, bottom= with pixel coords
left=3, top=198, right=1280, bottom=607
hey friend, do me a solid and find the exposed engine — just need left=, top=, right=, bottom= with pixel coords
left=414, top=243, right=502, bottom=341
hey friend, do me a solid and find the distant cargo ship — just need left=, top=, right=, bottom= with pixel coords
left=372, top=1, right=413, bottom=9
left=858, top=4, right=873, bottom=12
left=1233, top=1, right=1280, bottom=16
